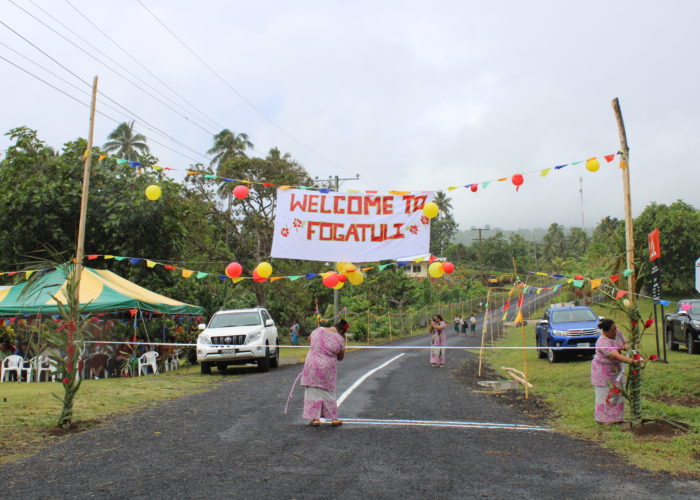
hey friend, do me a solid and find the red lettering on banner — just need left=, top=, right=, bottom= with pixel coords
left=290, top=193, right=307, bottom=212
left=413, top=195, right=427, bottom=212
left=306, top=220, right=321, bottom=239
left=347, top=196, right=363, bottom=214
left=319, top=222, right=333, bottom=241
left=307, top=195, right=319, bottom=212
left=320, top=195, right=332, bottom=214
left=346, top=224, right=360, bottom=241
left=333, top=196, right=346, bottom=214
left=403, top=195, right=415, bottom=214
left=332, top=223, right=346, bottom=241
left=364, top=196, right=381, bottom=215
left=383, top=197, right=394, bottom=214
left=390, top=223, right=405, bottom=239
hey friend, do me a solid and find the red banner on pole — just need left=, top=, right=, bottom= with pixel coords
left=648, top=228, right=661, bottom=262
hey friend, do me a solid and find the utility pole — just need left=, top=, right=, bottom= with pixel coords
left=471, top=226, right=489, bottom=271
left=316, top=174, right=360, bottom=322
left=74, top=75, right=99, bottom=304
left=611, top=98, right=635, bottom=300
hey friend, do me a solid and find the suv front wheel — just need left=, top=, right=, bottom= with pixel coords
left=688, top=331, right=698, bottom=355
left=201, top=362, right=212, bottom=375
left=257, top=344, right=271, bottom=372
left=270, top=339, right=280, bottom=368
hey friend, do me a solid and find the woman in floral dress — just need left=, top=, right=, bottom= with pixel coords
left=300, top=320, right=348, bottom=426
left=591, top=319, right=638, bottom=424
left=430, top=314, right=447, bottom=368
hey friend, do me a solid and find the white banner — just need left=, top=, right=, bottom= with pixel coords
left=271, top=189, right=433, bottom=262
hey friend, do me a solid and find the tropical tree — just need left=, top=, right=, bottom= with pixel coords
left=102, top=121, right=149, bottom=161
left=542, top=223, right=567, bottom=264
left=208, top=129, right=254, bottom=169
left=567, top=227, right=590, bottom=256
left=429, top=191, right=458, bottom=255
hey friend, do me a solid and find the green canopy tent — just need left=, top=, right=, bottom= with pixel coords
left=0, top=265, right=204, bottom=316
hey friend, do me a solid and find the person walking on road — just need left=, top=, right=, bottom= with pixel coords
left=300, top=320, right=348, bottom=427
left=591, top=319, right=638, bottom=425
left=469, top=315, right=477, bottom=336
left=430, top=315, right=447, bottom=368
left=289, top=320, right=300, bottom=345
left=453, top=315, right=461, bottom=333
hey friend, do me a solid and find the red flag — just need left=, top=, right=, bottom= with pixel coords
left=87, top=255, right=99, bottom=260
left=610, top=274, right=619, bottom=282
left=164, top=264, right=176, bottom=270
left=517, top=295, right=524, bottom=308
left=615, top=289, right=628, bottom=300
left=604, top=154, right=615, bottom=163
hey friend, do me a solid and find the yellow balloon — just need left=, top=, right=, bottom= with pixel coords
left=347, top=270, right=365, bottom=285
left=423, top=202, right=439, bottom=219
left=585, top=158, right=600, bottom=173
left=256, top=262, right=273, bottom=278
left=428, top=261, right=445, bottom=278
left=332, top=281, right=345, bottom=290
left=336, top=262, right=356, bottom=274
left=145, top=185, right=161, bottom=201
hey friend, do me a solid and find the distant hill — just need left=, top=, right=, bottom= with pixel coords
left=454, top=226, right=592, bottom=246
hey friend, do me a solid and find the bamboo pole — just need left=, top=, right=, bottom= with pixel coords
left=521, top=322, right=529, bottom=399
left=477, top=289, right=492, bottom=376
left=74, top=76, right=98, bottom=304
left=611, top=98, right=636, bottom=300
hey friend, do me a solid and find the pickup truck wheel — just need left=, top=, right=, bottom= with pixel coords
left=687, top=332, right=698, bottom=355
left=536, top=336, right=546, bottom=359
left=666, top=329, right=679, bottom=351
left=547, top=346, right=560, bottom=364
left=200, top=362, right=212, bottom=375
left=257, top=345, right=271, bottom=372
left=270, top=339, right=280, bottom=368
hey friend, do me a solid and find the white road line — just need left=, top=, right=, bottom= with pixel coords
left=336, top=418, right=550, bottom=432
left=337, top=353, right=405, bottom=407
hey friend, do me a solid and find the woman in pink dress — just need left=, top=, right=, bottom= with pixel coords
left=591, top=319, right=638, bottom=424
left=430, top=315, right=447, bottom=368
left=300, top=320, right=348, bottom=426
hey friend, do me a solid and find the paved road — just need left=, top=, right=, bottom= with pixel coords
left=2, top=315, right=699, bottom=499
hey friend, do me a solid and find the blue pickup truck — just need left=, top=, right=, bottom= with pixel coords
left=535, top=305, right=601, bottom=363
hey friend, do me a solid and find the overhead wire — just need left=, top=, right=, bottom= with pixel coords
left=0, top=18, right=209, bottom=163
left=136, top=0, right=355, bottom=176
left=61, top=0, right=225, bottom=132
left=7, top=0, right=216, bottom=138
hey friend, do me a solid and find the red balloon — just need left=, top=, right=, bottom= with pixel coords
left=574, top=274, right=584, bottom=280
left=470, top=184, right=478, bottom=193
left=225, top=262, right=242, bottom=278
left=323, top=273, right=340, bottom=288
left=338, top=274, right=347, bottom=283
left=252, top=269, right=267, bottom=283
left=512, top=174, right=524, bottom=191
left=233, top=185, right=249, bottom=199
left=442, top=261, right=455, bottom=274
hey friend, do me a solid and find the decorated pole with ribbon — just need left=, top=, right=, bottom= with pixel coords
left=74, top=75, right=99, bottom=304
left=612, top=97, right=636, bottom=301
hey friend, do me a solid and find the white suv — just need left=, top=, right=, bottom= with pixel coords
left=196, top=307, right=280, bottom=374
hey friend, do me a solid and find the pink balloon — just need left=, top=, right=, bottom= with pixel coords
left=442, top=262, right=455, bottom=274
left=225, top=262, right=242, bottom=278
left=233, top=185, right=249, bottom=199
left=323, top=273, right=340, bottom=288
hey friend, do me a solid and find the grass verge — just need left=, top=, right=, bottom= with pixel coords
left=484, top=297, right=700, bottom=477
left=0, top=366, right=225, bottom=466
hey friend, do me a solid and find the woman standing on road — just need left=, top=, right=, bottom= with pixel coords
left=591, top=319, right=638, bottom=424
left=300, top=320, right=348, bottom=427
left=430, top=315, right=447, bottom=368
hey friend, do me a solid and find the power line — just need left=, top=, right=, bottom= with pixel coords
left=8, top=0, right=216, bottom=137
left=60, top=0, right=225, bottom=131
left=0, top=18, right=209, bottom=163
left=136, top=0, right=354, bottom=175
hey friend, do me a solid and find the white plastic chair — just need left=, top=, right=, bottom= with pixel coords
left=137, top=351, right=159, bottom=376
left=1, top=355, right=32, bottom=382
left=165, top=350, right=180, bottom=372
left=32, top=354, right=58, bottom=382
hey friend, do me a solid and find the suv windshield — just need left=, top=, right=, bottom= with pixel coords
left=209, top=312, right=261, bottom=328
left=551, top=309, right=597, bottom=323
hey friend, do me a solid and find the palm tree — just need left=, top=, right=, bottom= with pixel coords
left=208, top=129, right=254, bottom=170
left=103, top=121, right=149, bottom=161
left=433, top=191, right=453, bottom=218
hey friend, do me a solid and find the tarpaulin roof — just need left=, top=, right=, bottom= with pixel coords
left=0, top=265, right=204, bottom=316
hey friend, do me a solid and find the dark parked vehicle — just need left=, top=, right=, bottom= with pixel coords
left=665, top=300, right=700, bottom=354
left=536, top=306, right=601, bottom=363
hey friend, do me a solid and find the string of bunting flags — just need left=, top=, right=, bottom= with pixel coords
left=88, top=149, right=623, bottom=196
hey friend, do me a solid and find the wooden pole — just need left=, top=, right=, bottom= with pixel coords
left=74, top=76, right=99, bottom=304
left=611, top=98, right=636, bottom=300
left=477, top=289, right=491, bottom=376
left=521, top=322, right=529, bottom=399
left=388, top=311, right=392, bottom=341
left=366, top=310, right=370, bottom=345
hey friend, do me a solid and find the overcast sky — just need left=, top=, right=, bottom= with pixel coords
left=1, top=0, right=698, bottom=232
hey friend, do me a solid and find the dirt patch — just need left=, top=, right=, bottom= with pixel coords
left=46, top=419, right=104, bottom=436
left=457, top=355, right=555, bottom=420
left=628, top=420, right=691, bottom=438
left=652, top=395, right=700, bottom=408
